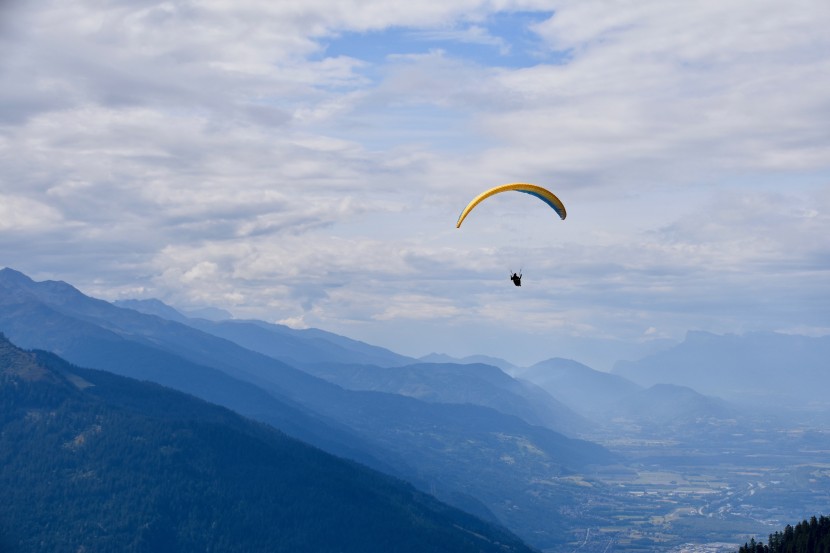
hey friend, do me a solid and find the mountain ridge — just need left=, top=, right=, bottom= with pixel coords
left=300, top=360, right=593, bottom=434
left=0, top=333, right=537, bottom=553
left=115, top=296, right=415, bottom=368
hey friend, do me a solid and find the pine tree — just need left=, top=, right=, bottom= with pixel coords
left=737, top=516, right=830, bottom=553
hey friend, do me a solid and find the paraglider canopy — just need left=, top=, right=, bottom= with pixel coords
left=456, top=183, right=566, bottom=228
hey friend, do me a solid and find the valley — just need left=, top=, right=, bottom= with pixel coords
left=559, top=423, right=830, bottom=552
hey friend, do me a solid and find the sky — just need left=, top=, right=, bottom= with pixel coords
left=1, top=0, right=829, bottom=369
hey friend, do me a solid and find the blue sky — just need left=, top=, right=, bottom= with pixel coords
left=322, top=11, right=561, bottom=69
left=1, top=0, right=829, bottom=368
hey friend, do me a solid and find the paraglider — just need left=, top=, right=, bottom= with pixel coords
left=456, top=183, right=566, bottom=287
left=456, top=183, right=566, bottom=228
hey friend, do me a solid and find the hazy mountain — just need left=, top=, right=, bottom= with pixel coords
left=114, top=298, right=192, bottom=323
left=517, top=358, right=643, bottom=421
left=117, top=297, right=415, bottom=368
left=114, top=298, right=232, bottom=323
left=613, top=330, right=830, bottom=407
left=118, top=298, right=590, bottom=433
left=0, top=334, right=536, bottom=553
left=517, top=358, right=752, bottom=440
left=0, top=268, right=616, bottom=549
left=0, top=268, right=383, bottom=407
left=301, top=361, right=593, bottom=435
left=0, top=268, right=401, bottom=475
left=610, top=383, right=739, bottom=426
left=419, top=352, right=517, bottom=372
left=189, top=318, right=416, bottom=368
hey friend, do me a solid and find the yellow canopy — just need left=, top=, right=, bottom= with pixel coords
left=456, top=183, right=566, bottom=228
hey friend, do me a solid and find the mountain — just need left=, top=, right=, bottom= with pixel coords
left=0, top=268, right=400, bottom=476
left=516, top=358, right=643, bottom=421
left=0, top=333, right=537, bottom=553
left=517, top=358, right=750, bottom=440
left=610, top=383, right=739, bottom=426
left=114, top=298, right=192, bottom=323
left=613, top=330, right=830, bottom=407
left=419, top=352, right=517, bottom=372
left=300, top=361, right=593, bottom=434
left=116, top=297, right=415, bottom=368
left=0, top=268, right=616, bottom=550
left=116, top=299, right=588, bottom=433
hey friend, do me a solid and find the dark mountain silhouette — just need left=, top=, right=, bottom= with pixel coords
left=613, top=330, right=830, bottom=406
left=0, top=333, right=537, bottom=553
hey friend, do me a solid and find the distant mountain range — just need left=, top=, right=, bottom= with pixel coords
left=302, top=360, right=594, bottom=434
left=0, top=333, right=535, bottom=553
left=418, top=352, right=517, bottom=372
left=0, top=267, right=612, bottom=550
left=613, top=330, right=830, bottom=408
left=516, top=357, right=643, bottom=420
left=611, top=383, right=739, bottom=426
left=115, top=298, right=415, bottom=368
left=514, top=357, right=748, bottom=433
left=117, top=293, right=594, bottom=434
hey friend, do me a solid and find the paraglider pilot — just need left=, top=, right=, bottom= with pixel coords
left=510, top=272, right=522, bottom=286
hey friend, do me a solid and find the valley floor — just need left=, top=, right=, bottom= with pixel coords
left=544, top=422, right=830, bottom=553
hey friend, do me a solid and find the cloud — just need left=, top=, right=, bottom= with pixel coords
left=1, top=0, right=828, bottom=365
left=384, top=1, right=825, bottom=192
left=373, top=294, right=462, bottom=320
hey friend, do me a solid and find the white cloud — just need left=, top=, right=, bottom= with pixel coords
left=1, top=0, right=828, bottom=365
left=373, top=294, right=462, bottom=321
left=0, top=195, right=65, bottom=231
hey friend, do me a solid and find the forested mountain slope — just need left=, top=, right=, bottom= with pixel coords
left=0, top=334, right=537, bottom=553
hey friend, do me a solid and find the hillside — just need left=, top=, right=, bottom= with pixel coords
left=0, top=334, right=536, bottom=553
